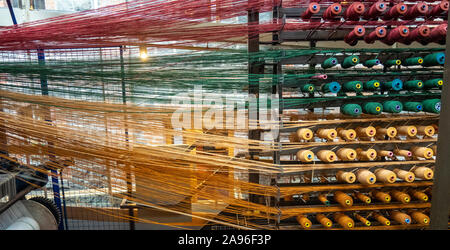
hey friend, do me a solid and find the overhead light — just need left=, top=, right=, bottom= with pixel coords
left=139, top=46, right=148, bottom=61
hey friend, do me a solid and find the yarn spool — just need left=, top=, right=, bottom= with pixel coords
left=383, top=3, right=407, bottom=20
left=318, top=194, right=331, bottom=206
left=422, top=99, right=441, bottom=114
left=428, top=0, right=449, bottom=16
left=406, top=26, right=430, bottom=44
left=372, top=190, right=391, bottom=203
left=316, top=214, right=333, bottom=228
left=336, top=148, right=357, bottom=161
left=296, top=215, right=312, bottom=229
left=364, top=1, right=387, bottom=19
left=404, top=80, right=424, bottom=90
left=301, top=2, right=321, bottom=19
left=410, top=211, right=430, bottom=225
left=354, top=192, right=371, bottom=204
left=403, top=102, right=423, bottom=112
left=343, top=81, right=363, bottom=92
left=341, top=104, right=362, bottom=117
left=404, top=2, right=428, bottom=19
left=376, top=126, right=397, bottom=139
left=296, top=128, right=314, bottom=141
left=355, top=213, right=371, bottom=226
left=356, top=148, right=377, bottom=161
left=381, top=79, right=403, bottom=91
left=397, top=125, right=418, bottom=137
left=333, top=213, right=354, bottom=229
left=391, top=190, right=411, bottom=204
left=356, top=169, right=376, bottom=185
left=334, top=191, right=353, bottom=207
left=423, top=52, right=445, bottom=67
left=322, top=82, right=341, bottom=93
left=344, top=1, right=365, bottom=20
left=356, top=126, right=376, bottom=138
left=390, top=211, right=412, bottom=225
left=403, top=57, right=424, bottom=66
left=424, top=78, right=443, bottom=89
left=323, top=3, right=342, bottom=20
left=317, top=128, right=337, bottom=141
left=394, top=149, right=413, bottom=158
left=383, top=26, right=409, bottom=45
left=374, top=169, right=397, bottom=184
left=411, top=146, right=434, bottom=159
left=378, top=150, right=394, bottom=158
left=363, top=59, right=381, bottom=68
left=384, top=59, right=402, bottom=68
left=410, top=190, right=429, bottom=202
left=317, top=150, right=337, bottom=162
left=344, top=26, right=365, bottom=46
left=365, top=27, right=387, bottom=44
left=341, top=55, right=360, bottom=68
left=337, top=128, right=357, bottom=141
left=364, top=80, right=381, bottom=90
left=296, top=150, right=315, bottom=162
left=373, top=213, right=391, bottom=226
left=430, top=24, right=447, bottom=43
left=336, top=170, right=356, bottom=183
left=393, top=169, right=415, bottom=182
left=413, top=167, right=434, bottom=180
left=300, top=83, right=315, bottom=93
left=321, top=57, right=339, bottom=69
left=362, top=102, right=383, bottom=115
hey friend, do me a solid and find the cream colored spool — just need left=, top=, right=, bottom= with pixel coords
left=390, top=211, right=411, bottom=225
left=374, top=169, right=397, bottom=183
left=393, top=169, right=415, bottom=182
left=316, top=214, right=333, bottom=228
left=337, top=128, right=357, bottom=141
left=296, top=128, right=314, bottom=141
left=373, top=213, right=391, bottom=226
left=334, top=213, right=354, bottom=229
left=414, top=167, right=434, bottom=180
left=356, top=148, right=377, bottom=160
left=410, top=190, right=429, bottom=202
left=317, top=128, right=337, bottom=141
left=372, top=190, right=391, bottom=203
left=296, top=215, right=312, bottom=229
left=354, top=213, right=371, bottom=226
left=336, top=171, right=356, bottom=183
left=356, top=126, right=376, bottom=138
left=317, top=150, right=337, bottom=162
left=394, top=149, right=413, bottom=158
left=411, top=146, right=434, bottom=159
left=354, top=192, right=371, bottom=204
left=390, top=190, right=411, bottom=204
left=376, top=126, right=397, bottom=139
left=397, top=125, right=418, bottom=137
left=296, top=150, right=315, bottom=162
left=334, top=191, right=353, bottom=207
left=336, top=148, right=357, bottom=161
left=378, top=150, right=394, bottom=158
left=417, top=125, right=435, bottom=137
left=410, top=211, right=430, bottom=225
left=356, top=169, right=376, bottom=185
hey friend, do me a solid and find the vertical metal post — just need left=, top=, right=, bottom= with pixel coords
left=430, top=13, right=450, bottom=230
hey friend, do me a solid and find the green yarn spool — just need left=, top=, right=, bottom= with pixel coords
left=322, top=57, right=339, bottom=69
left=423, top=52, right=445, bottom=67
left=382, top=79, right=403, bottom=91
left=404, top=80, right=424, bottom=90
left=362, top=102, right=383, bottom=115
left=343, top=81, right=363, bottom=92
left=422, top=99, right=441, bottom=114
left=403, top=102, right=423, bottom=112
left=363, top=59, right=381, bottom=68
left=300, top=83, right=315, bottom=93
left=424, top=78, right=443, bottom=89
left=385, top=59, right=402, bottom=67
left=383, top=100, right=403, bottom=113
left=341, top=103, right=362, bottom=116
left=364, top=80, right=381, bottom=90
left=403, top=57, right=424, bottom=66
left=321, top=82, right=341, bottom=93
left=342, top=55, right=360, bottom=68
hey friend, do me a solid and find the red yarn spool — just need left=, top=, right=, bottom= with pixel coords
left=301, top=3, right=321, bottom=19
left=323, top=3, right=342, bottom=20
left=428, top=0, right=449, bottom=16
left=383, top=26, right=409, bottom=45
left=364, top=26, right=387, bottom=44
left=383, top=3, right=407, bottom=20
left=409, top=26, right=431, bottom=41
left=363, top=1, right=388, bottom=20
left=404, top=2, right=428, bottom=19
left=344, top=2, right=365, bottom=20
left=430, top=23, right=447, bottom=43
left=344, top=25, right=365, bottom=46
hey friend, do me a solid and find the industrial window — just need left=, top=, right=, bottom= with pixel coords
left=31, top=0, right=45, bottom=10
left=11, top=0, right=24, bottom=8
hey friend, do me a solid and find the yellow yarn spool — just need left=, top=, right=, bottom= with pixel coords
left=356, top=148, right=377, bottom=160
left=414, top=167, right=434, bottom=180
left=417, top=125, right=435, bottom=137
left=334, top=213, right=354, bottom=229
left=317, top=128, right=337, bottom=141
left=394, top=149, right=413, bottom=158
left=393, top=169, right=415, bottom=182
left=334, top=191, right=353, bottom=207
left=296, top=128, right=314, bottom=141
left=354, top=192, right=371, bottom=204
left=390, top=190, right=411, bottom=204
left=397, top=125, right=418, bottom=137
left=372, top=190, right=391, bottom=203
left=296, top=150, right=315, bottom=162
left=354, top=213, right=371, bottom=226
left=356, top=169, right=376, bottom=185
left=410, top=211, right=430, bottom=225
left=390, top=211, right=412, bottom=225
left=296, top=215, right=312, bottom=229
left=376, top=126, right=397, bottom=139
left=411, top=146, right=434, bottom=159
left=374, top=168, right=397, bottom=184
left=377, top=150, right=394, bottom=158
left=410, top=190, right=429, bottom=202
left=337, top=128, right=357, bottom=141
left=336, top=171, right=356, bottom=183
left=317, top=150, right=337, bottom=162
left=318, top=194, right=330, bottom=205
left=356, top=126, right=376, bottom=138
left=373, top=213, right=391, bottom=226
left=336, top=148, right=357, bottom=161
left=316, top=214, right=333, bottom=228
